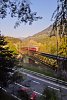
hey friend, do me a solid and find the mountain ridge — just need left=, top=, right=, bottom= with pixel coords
left=21, top=25, right=52, bottom=43
left=33, top=25, right=52, bottom=37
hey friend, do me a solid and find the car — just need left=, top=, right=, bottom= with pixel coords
left=30, top=92, right=37, bottom=100
left=18, top=87, right=37, bottom=100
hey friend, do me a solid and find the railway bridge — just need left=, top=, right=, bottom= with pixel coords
left=19, top=46, right=67, bottom=80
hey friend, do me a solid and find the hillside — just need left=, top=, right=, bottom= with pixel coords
left=22, top=25, right=52, bottom=43
left=5, top=36, right=23, bottom=54
left=4, top=26, right=53, bottom=54
left=21, top=25, right=67, bottom=57
left=5, top=36, right=22, bottom=43
left=33, top=25, right=52, bottom=36
left=4, top=25, right=67, bottom=57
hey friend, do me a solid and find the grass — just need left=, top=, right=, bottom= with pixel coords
left=18, top=63, right=67, bottom=82
left=19, top=63, right=55, bottom=78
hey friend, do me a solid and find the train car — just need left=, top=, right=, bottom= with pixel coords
left=29, top=47, right=38, bottom=52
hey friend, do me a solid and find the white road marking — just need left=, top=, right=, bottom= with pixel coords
left=33, top=80, right=40, bottom=84
left=48, top=86, right=60, bottom=91
left=11, top=94, right=21, bottom=100
left=34, top=91, right=42, bottom=95
left=15, top=83, right=28, bottom=89
left=2, top=88, right=7, bottom=92
left=22, top=72, right=67, bottom=90
left=0, top=86, right=21, bottom=100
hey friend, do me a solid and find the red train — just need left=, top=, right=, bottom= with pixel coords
left=29, top=47, right=38, bottom=52
left=20, top=47, right=38, bottom=52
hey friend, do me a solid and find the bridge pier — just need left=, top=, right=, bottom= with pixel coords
left=23, top=55, right=35, bottom=64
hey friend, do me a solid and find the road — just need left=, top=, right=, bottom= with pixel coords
left=2, top=68, right=67, bottom=100
left=18, top=68, right=67, bottom=100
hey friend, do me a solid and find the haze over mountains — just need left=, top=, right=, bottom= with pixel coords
left=21, top=25, right=52, bottom=41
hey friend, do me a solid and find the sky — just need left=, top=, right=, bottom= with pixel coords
left=0, top=0, right=57, bottom=38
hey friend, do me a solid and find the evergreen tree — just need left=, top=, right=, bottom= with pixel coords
left=0, top=34, right=16, bottom=86
left=51, top=0, right=67, bottom=57
left=51, top=0, right=67, bottom=37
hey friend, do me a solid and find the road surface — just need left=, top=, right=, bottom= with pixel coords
left=3, top=68, right=67, bottom=100
left=18, top=68, right=67, bottom=100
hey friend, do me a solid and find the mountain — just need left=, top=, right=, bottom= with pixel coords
left=4, top=25, right=66, bottom=57
left=33, top=25, right=52, bottom=37
left=22, top=25, right=52, bottom=44
left=19, top=37, right=26, bottom=40
left=5, top=36, right=22, bottom=43
left=20, top=25, right=56, bottom=54
left=4, top=25, right=53, bottom=52
left=5, top=36, right=23, bottom=54
left=22, top=25, right=66, bottom=57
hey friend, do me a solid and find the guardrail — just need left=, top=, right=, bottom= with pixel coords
left=18, top=68, right=67, bottom=86
left=39, top=52, right=67, bottom=61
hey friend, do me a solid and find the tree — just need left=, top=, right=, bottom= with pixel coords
left=0, top=0, right=42, bottom=28
left=0, top=34, right=17, bottom=86
left=51, top=0, right=67, bottom=37
left=51, top=0, right=67, bottom=57
left=40, top=87, right=59, bottom=100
